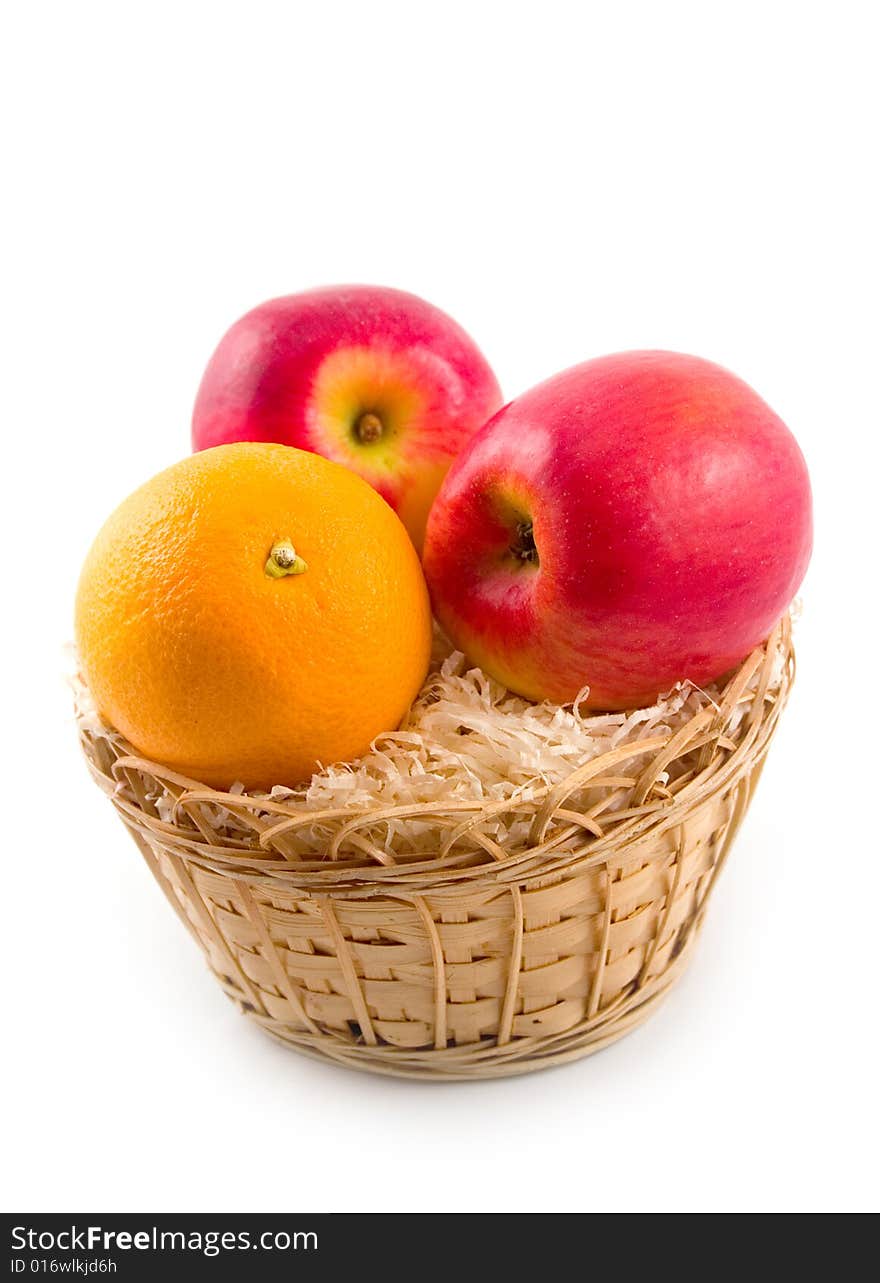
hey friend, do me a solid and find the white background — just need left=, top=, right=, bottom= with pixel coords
left=3, top=1, right=878, bottom=1215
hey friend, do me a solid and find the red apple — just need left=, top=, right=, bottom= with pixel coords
left=192, top=285, right=502, bottom=550
left=423, top=351, right=812, bottom=708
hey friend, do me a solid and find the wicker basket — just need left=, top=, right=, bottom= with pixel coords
left=78, top=618, right=793, bottom=1080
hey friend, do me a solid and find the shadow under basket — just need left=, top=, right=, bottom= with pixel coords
left=79, top=620, right=794, bottom=1081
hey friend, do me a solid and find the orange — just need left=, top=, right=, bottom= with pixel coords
left=75, top=442, right=432, bottom=790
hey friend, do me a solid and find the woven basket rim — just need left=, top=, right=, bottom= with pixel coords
left=78, top=618, right=794, bottom=893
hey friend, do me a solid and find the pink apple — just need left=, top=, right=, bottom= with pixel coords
left=191, top=285, right=502, bottom=550
left=423, top=351, right=812, bottom=708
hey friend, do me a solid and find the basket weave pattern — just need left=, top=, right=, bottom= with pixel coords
left=79, top=620, right=793, bottom=1079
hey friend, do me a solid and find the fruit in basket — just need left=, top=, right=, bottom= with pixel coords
left=191, top=285, right=503, bottom=551
left=423, top=350, right=812, bottom=708
left=75, top=442, right=432, bottom=790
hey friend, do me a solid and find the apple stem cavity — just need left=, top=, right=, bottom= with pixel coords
left=354, top=411, right=384, bottom=444
left=265, top=539, right=308, bottom=579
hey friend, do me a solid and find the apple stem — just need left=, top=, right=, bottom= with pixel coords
left=512, top=520, right=539, bottom=565
left=265, top=540, right=308, bottom=578
left=354, top=412, right=384, bottom=444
